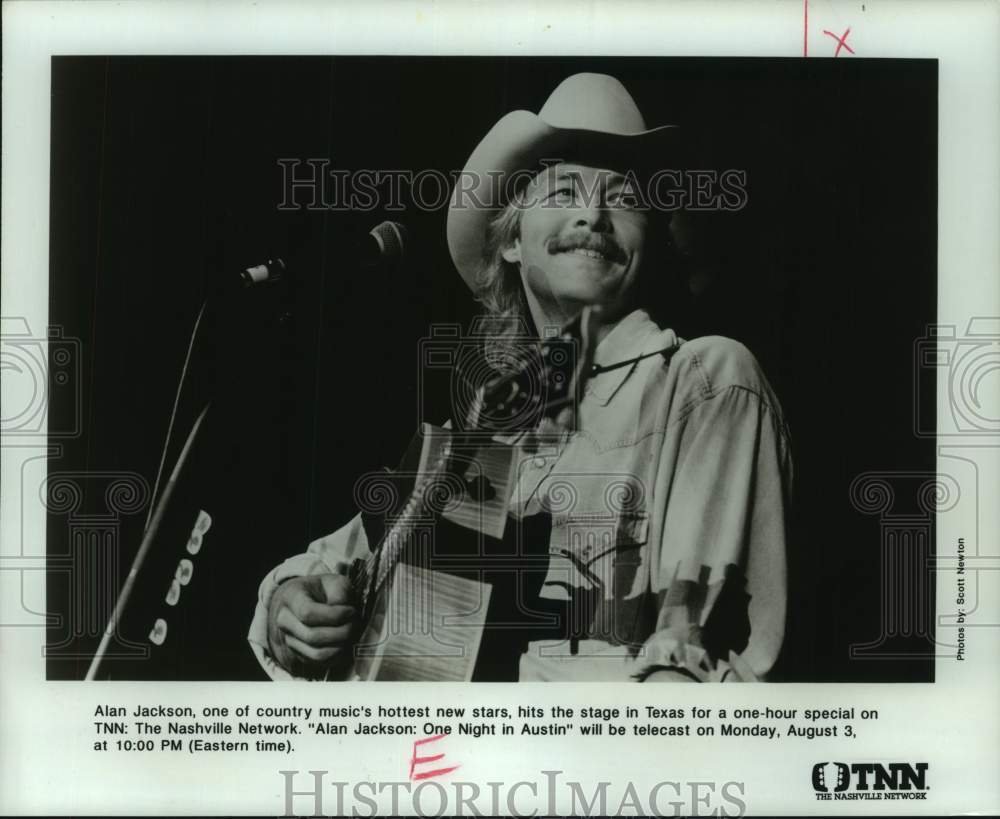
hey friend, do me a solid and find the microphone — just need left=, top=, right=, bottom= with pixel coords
left=238, top=257, right=286, bottom=287
left=357, top=220, right=408, bottom=268
left=230, top=220, right=406, bottom=290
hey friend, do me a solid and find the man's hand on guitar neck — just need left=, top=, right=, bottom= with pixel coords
left=266, top=573, right=357, bottom=678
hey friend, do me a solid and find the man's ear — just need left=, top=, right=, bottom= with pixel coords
left=501, top=240, right=522, bottom=265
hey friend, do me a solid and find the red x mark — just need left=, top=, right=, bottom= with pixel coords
left=823, top=27, right=855, bottom=57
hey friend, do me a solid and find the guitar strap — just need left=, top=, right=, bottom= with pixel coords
left=589, top=343, right=680, bottom=377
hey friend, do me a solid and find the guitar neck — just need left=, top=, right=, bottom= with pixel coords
left=354, top=440, right=459, bottom=615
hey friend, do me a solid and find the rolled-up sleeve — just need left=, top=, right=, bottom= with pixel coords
left=641, top=341, right=793, bottom=682
left=247, top=514, right=371, bottom=679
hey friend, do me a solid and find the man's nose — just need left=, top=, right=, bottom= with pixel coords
left=572, top=200, right=612, bottom=232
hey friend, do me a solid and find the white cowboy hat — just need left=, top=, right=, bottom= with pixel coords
left=447, top=72, right=678, bottom=290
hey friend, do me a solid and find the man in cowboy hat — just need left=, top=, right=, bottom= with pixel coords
left=249, top=73, right=792, bottom=682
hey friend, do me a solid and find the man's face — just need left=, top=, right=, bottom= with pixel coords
left=502, top=163, right=648, bottom=317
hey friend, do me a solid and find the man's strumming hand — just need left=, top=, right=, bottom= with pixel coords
left=267, top=573, right=357, bottom=677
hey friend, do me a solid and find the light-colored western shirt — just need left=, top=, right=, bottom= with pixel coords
left=248, top=308, right=792, bottom=682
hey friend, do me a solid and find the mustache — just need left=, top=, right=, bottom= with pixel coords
left=547, top=233, right=627, bottom=264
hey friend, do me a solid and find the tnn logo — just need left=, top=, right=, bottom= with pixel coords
left=812, top=762, right=928, bottom=792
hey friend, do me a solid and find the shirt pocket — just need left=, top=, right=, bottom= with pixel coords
left=541, top=510, right=649, bottom=601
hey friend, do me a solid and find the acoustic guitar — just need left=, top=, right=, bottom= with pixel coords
left=346, top=309, right=599, bottom=681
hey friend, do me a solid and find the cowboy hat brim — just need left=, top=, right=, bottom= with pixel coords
left=447, top=109, right=679, bottom=291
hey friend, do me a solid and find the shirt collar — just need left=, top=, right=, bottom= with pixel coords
left=584, top=309, right=678, bottom=405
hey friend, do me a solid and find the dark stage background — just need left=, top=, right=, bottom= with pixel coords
left=46, top=56, right=937, bottom=682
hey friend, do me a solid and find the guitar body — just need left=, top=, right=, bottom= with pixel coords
left=353, top=425, right=558, bottom=681
left=355, top=563, right=492, bottom=682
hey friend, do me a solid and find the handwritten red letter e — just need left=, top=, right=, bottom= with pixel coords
left=409, top=734, right=459, bottom=781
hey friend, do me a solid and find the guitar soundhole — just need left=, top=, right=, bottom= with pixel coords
left=464, top=474, right=495, bottom=502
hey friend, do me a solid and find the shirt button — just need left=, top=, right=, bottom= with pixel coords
left=532, top=456, right=547, bottom=468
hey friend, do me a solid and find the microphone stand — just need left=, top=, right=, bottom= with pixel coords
left=85, top=402, right=210, bottom=681
left=85, top=257, right=287, bottom=681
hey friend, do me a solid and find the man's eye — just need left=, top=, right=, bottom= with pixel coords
left=606, top=190, right=638, bottom=209
left=548, top=187, right=576, bottom=202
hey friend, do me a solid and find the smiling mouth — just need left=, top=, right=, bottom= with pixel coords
left=561, top=247, right=617, bottom=262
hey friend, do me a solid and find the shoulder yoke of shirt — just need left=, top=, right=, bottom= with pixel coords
left=660, top=334, right=787, bottom=431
